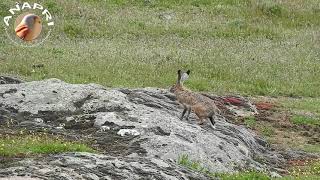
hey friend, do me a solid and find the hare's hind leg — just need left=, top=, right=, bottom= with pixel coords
left=208, top=111, right=217, bottom=127
left=208, top=116, right=216, bottom=126
left=185, top=107, right=192, bottom=121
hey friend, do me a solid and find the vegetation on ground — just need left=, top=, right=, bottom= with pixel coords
left=178, top=154, right=320, bottom=179
left=243, top=116, right=275, bottom=137
left=238, top=97, right=320, bottom=154
left=291, top=115, right=320, bottom=126
left=0, top=0, right=319, bottom=96
left=0, top=133, right=94, bottom=157
left=301, top=145, right=320, bottom=153
left=289, top=159, right=320, bottom=177
left=178, top=154, right=270, bottom=179
left=244, top=116, right=256, bottom=129
left=279, top=98, right=320, bottom=115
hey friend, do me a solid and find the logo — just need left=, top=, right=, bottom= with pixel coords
left=3, top=2, right=54, bottom=47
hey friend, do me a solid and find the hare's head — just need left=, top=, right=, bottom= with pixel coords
left=169, top=69, right=190, bottom=93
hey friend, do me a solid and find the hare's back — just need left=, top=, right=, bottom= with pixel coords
left=194, top=93, right=218, bottom=109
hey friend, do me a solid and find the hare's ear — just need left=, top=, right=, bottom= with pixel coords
left=181, top=71, right=190, bottom=82
left=177, top=70, right=182, bottom=83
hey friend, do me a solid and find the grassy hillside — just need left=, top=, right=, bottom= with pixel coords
left=0, top=0, right=319, bottom=96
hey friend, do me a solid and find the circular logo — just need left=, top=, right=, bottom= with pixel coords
left=3, top=2, right=54, bottom=47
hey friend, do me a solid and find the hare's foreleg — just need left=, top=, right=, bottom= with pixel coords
left=180, top=105, right=188, bottom=120
left=198, top=117, right=205, bottom=125
left=195, top=112, right=205, bottom=125
left=194, top=105, right=207, bottom=125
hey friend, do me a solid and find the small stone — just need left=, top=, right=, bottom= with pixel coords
left=100, top=126, right=110, bottom=132
left=270, top=171, right=282, bottom=178
left=117, top=129, right=140, bottom=136
left=59, top=123, right=65, bottom=127
left=102, top=176, right=112, bottom=180
left=83, top=173, right=99, bottom=180
left=3, top=93, right=11, bottom=98
left=94, top=112, right=118, bottom=127
left=151, top=158, right=170, bottom=168
left=34, top=118, right=44, bottom=123
left=66, top=117, right=75, bottom=122
left=159, top=12, right=174, bottom=21
left=36, top=168, right=52, bottom=174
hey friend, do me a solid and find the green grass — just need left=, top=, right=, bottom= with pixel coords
left=289, top=160, right=320, bottom=177
left=244, top=116, right=257, bottom=128
left=280, top=98, right=320, bottom=115
left=0, top=0, right=320, bottom=97
left=178, top=154, right=208, bottom=173
left=301, top=144, right=320, bottom=153
left=217, top=172, right=270, bottom=180
left=243, top=117, right=275, bottom=137
left=291, top=115, right=320, bottom=126
left=0, top=134, right=95, bottom=157
left=259, top=125, right=275, bottom=137
left=279, top=98, right=320, bottom=126
left=178, top=154, right=320, bottom=179
left=178, top=154, right=270, bottom=179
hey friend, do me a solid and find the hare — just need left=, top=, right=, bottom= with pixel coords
left=170, top=70, right=220, bottom=127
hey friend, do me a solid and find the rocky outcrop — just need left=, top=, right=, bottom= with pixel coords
left=0, top=152, right=209, bottom=179
left=0, top=76, right=24, bottom=85
left=0, top=78, right=285, bottom=179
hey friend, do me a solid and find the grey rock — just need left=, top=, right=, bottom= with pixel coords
left=0, top=76, right=24, bottom=84
left=66, top=116, right=75, bottom=122
left=0, top=177, right=40, bottom=180
left=55, top=126, right=64, bottom=130
left=117, top=129, right=140, bottom=136
left=159, top=12, right=175, bottom=21
left=34, top=118, right=44, bottom=123
left=270, top=171, right=282, bottom=178
left=94, top=112, right=119, bottom=127
left=0, top=79, right=287, bottom=178
left=83, top=173, right=100, bottom=180
left=100, top=126, right=110, bottom=132
left=0, top=153, right=209, bottom=179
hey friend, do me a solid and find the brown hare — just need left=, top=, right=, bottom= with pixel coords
left=170, top=70, right=220, bottom=127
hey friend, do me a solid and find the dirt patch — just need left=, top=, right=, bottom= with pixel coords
left=255, top=102, right=274, bottom=111
left=224, top=96, right=320, bottom=174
